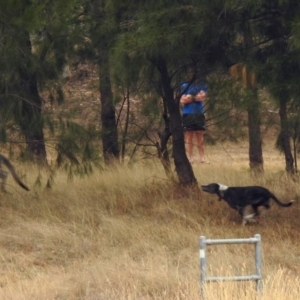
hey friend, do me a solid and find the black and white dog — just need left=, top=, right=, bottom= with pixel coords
left=201, top=183, right=294, bottom=225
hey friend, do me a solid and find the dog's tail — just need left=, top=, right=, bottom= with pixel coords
left=271, top=194, right=294, bottom=207
left=1, top=155, right=29, bottom=191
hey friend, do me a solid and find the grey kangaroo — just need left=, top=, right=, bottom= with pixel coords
left=0, top=154, right=29, bottom=191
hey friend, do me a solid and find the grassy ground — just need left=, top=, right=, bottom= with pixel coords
left=0, top=141, right=299, bottom=299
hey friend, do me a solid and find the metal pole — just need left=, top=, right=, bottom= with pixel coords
left=199, top=236, right=206, bottom=300
left=199, top=234, right=263, bottom=297
left=254, top=234, right=263, bottom=292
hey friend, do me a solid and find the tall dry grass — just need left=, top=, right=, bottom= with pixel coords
left=0, top=143, right=299, bottom=299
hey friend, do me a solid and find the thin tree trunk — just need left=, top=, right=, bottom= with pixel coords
left=292, top=117, right=299, bottom=172
left=157, top=105, right=172, bottom=175
left=121, top=88, right=130, bottom=162
left=19, top=32, right=46, bottom=162
left=99, top=50, right=119, bottom=163
left=278, top=94, right=294, bottom=174
left=247, top=89, right=263, bottom=172
left=242, top=22, right=264, bottom=172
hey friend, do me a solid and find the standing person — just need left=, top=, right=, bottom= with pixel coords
left=180, top=83, right=209, bottom=163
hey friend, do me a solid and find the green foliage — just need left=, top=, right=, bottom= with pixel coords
left=0, top=0, right=79, bottom=156
left=206, top=75, right=249, bottom=141
left=2, top=0, right=300, bottom=181
left=54, top=119, right=101, bottom=174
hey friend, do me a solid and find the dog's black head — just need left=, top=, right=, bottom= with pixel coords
left=201, top=183, right=228, bottom=194
left=201, top=183, right=220, bottom=194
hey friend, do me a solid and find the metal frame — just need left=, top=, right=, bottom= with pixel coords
left=199, top=234, right=262, bottom=299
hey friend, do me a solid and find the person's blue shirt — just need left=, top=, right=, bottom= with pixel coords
left=180, top=82, right=207, bottom=115
left=180, top=82, right=208, bottom=95
left=182, top=101, right=204, bottom=114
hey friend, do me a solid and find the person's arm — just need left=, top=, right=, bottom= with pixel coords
left=194, top=91, right=207, bottom=102
left=180, top=94, right=193, bottom=104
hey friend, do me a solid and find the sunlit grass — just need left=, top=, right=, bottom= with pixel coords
left=0, top=143, right=299, bottom=299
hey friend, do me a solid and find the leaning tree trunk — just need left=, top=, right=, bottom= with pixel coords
left=19, top=32, right=46, bottom=162
left=98, top=49, right=119, bottom=164
left=154, top=56, right=197, bottom=185
left=278, top=94, right=294, bottom=174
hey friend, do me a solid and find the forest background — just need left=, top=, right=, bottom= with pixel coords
left=0, top=1, right=300, bottom=299
left=2, top=0, right=300, bottom=183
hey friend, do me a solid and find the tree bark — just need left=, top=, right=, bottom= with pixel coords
left=154, top=56, right=197, bottom=185
left=241, top=21, right=264, bottom=172
left=247, top=89, right=263, bottom=172
left=278, top=94, right=294, bottom=173
left=120, top=88, right=130, bottom=162
left=157, top=108, right=172, bottom=176
left=19, top=32, right=46, bottom=162
left=99, top=50, right=119, bottom=163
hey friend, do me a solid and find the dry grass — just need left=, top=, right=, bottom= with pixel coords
left=0, top=142, right=299, bottom=299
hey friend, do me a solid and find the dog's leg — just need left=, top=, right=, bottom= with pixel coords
left=242, top=214, right=257, bottom=225
left=241, top=206, right=257, bottom=225
left=245, top=216, right=257, bottom=223
left=252, top=205, right=260, bottom=216
left=259, top=205, right=270, bottom=217
left=238, top=207, right=248, bottom=226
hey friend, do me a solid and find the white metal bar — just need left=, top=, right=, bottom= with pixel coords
left=205, top=237, right=260, bottom=245
left=206, top=275, right=262, bottom=282
left=254, top=234, right=263, bottom=292
left=199, top=236, right=206, bottom=298
left=199, top=234, right=262, bottom=299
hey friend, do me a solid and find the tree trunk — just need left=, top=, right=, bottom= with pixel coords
left=247, top=89, right=263, bottom=172
left=120, top=88, right=130, bottom=162
left=154, top=56, right=197, bottom=185
left=19, top=32, right=46, bottom=162
left=278, top=94, right=294, bottom=173
left=157, top=107, right=172, bottom=175
left=99, top=50, right=119, bottom=163
left=241, top=22, right=264, bottom=172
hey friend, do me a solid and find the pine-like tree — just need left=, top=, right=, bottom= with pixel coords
left=0, top=0, right=76, bottom=162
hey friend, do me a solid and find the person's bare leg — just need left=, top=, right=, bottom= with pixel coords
left=195, top=130, right=207, bottom=162
left=185, top=131, right=194, bottom=161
